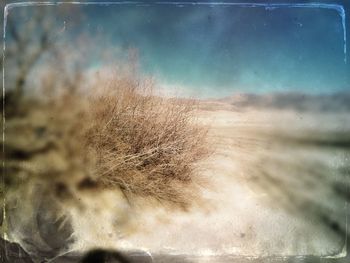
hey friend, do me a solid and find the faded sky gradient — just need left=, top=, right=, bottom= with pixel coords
left=6, top=0, right=350, bottom=97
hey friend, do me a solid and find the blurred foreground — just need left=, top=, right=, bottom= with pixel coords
left=114, top=102, right=350, bottom=259
left=2, top=94, right=350, bottom=262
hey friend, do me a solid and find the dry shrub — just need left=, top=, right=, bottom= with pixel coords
left=3, top=65, right=209, bottom=208
left=2, top=64, right=209, bottom=257
left=85, top=72, right=208, bottom=207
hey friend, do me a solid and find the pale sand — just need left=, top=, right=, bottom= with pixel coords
left=69, top=106, right=349, bottom=258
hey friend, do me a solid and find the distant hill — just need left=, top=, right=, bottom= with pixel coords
left=218, top=92, right=350, bottom=112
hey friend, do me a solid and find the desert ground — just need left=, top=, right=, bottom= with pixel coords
left=4, top=99, right=350, bottom=263
left=110, top=101, right=350, bottom=260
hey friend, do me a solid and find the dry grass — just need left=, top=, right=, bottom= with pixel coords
left=85, top=73, right=208, bottom=206
left=3, top=66, right=209, bottom=208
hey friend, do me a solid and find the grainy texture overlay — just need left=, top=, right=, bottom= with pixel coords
left=1, top=1, right=350, bottom=262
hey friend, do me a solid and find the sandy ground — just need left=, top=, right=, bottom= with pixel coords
left=111, top=106, right=350, bottom=258
left=8, top=105, right=349, bottom=262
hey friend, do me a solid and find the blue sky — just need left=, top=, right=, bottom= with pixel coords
left=82, top=1, right=349, bottom=97
left=7, top=1, right=350, bottom=97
